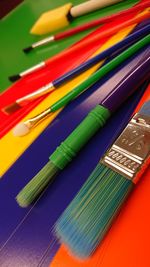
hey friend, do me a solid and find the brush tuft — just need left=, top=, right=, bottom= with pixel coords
left=23, top=46, right=33, bottom=53
left=9, top=74, right=21, bottom=82
left=16, top=161, right=59, bottom=207
left=13, top=122, right=30, bottom=137
left=55, top=163, right=133, bottom=258
left=2, top=102, right=21, bottom=115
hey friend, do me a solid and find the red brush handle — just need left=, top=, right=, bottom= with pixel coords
left=55, top=0, right=150, bottom=41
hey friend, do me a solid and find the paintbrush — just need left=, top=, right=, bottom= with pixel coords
left=12, top=35, right=150, bottom=137
left=9, top=9, right=150, bottom=82
left=55, top=96, right=150, bottom=259
left=23, top=0, right=150, bottom=52
left=4, top=24, right=150, bottom=115
left=30, top=0, right=123, bottom=35
left=15, top=49, right=150, bottom=208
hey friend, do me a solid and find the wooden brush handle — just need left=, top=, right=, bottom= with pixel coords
left=70, top=0, right=123, bottom=18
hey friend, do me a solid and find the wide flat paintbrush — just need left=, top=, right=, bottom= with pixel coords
left=55, top=97, right=150, bottom=259
left=15, top=49, right=150, bottom=208
left=13, top=34, right=150, bottom=137
left=4, top=24, right=150, bottom=115
left=30, top=0, right=123, bottom=35
left=9, top=9, right=150, bottom=82
left=23, top=0, right=150, bottom=52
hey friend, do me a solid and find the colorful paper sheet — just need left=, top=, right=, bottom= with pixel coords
left=0, top=26, right=137, bottom=177
left=0, top=0, right=139, bottom=92
left=0, top=0, right=149, bottom=266
left=0, top=64, right=147, bottom=267
left=1, top=13, right=137, bottom=138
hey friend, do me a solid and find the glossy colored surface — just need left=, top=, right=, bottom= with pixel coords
left=0, top=14, right=138, bottom=138
left=0, top=0, right=139, bottom=91
left=0, top=65, right=147, bottom=266
left=0, top=26, right=136, bottom=177
left=51, top=85, right=150, bottom=267
left=53, top=24, right=150, bottom=88
left=103, top=48, right=150, bottom=110
left=0, top=0, right=149, bottom=266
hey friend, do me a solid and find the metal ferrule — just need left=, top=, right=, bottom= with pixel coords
left=102, top=112, right=150, bottom=183
left=20, top=62, right=45, bottom=77
left=32, top=36, right=55, bottom=48
left=24, top=108, right=51, bottom=129
left=16, top=82, right=54, bottom=106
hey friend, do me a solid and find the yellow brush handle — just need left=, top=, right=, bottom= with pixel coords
left=70, top=0, right=123, bottom=18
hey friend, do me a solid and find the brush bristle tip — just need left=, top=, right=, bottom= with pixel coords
left=9, top=74, right=20, bottom=82
left=2, top=103, right=21, bottom=115
left=16, top=197, right=29, bottom=208
left=16, top=161, right=59, bottom=207
left=13, top=123, right=30, bottom=136
left=23, top=46, right=33, bottom=53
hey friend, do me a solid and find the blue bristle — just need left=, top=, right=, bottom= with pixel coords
left=55, top=164, right=133, bottom=258
left=139, top=100, right=150, bottom=116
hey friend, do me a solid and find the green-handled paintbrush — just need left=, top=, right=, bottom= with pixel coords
left=15, top=51, right=150, bottom=208
left=55, top=97, right=150, bottom=258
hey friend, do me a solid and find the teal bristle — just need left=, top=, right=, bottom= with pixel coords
left=55, top=163, right=134, bottom=258
left=16, top=161, right=59, bottom=208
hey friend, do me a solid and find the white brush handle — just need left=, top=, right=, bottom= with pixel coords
left=70, top=0, right=123, bottom=18
left=17, top=83, right=54, bottom=106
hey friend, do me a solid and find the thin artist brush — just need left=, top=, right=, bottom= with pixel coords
left=4, top=24, right=150, bottom=115
left=55, top=96, right=150, bottom=259
left=15, top=48, right=150, bottom=208
left=9, top=9, right=150, bottom=82
left=13, top=35, right=150, bottom=137
left=30, top=0, right=123, bottom=35
left=23, top=0, right=150, bottom=52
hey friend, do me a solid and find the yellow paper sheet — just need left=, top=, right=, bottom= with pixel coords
left=0, top=25, right=136, bottom=177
